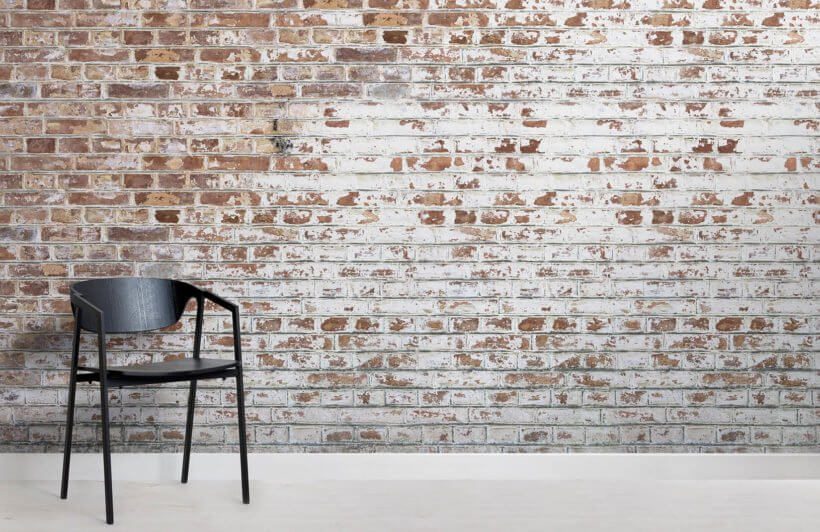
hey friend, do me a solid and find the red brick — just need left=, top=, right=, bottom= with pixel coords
left=107, top=227, right=169, bottom=242
left=335, top=47, right=397, bottom=63
left=108, top=83, right=169, bottom=98
left=26, top=138, right=55, bottom=153
left=0, top=0, right=813, bottom=454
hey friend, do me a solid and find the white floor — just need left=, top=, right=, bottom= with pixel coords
left=1, top=480, right=818, bottom=531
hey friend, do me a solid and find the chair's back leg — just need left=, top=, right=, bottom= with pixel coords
left=181, top=380, right=197, bottom=483
left=60, top=317, right=82, bottom=499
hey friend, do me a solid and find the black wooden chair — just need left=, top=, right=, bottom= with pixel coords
left=60, top=277, right=249, bottom=524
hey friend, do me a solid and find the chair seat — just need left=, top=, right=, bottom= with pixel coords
left=80, top=358, right=238, bottom=379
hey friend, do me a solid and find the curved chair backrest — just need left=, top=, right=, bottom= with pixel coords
left=70, top=278, right=199, bottom=333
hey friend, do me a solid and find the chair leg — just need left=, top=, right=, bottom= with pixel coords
left=235, top=369, right=249, bottom=504
left=99, top=378, right=114, bottom=525
left=60, top=319, right=82, bottom=499
left=181, top=380, right=197, bottom=483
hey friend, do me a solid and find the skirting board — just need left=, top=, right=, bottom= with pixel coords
left=2, top=453, right=819, bottom=482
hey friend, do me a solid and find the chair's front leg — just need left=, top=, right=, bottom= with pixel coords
left=201, top=290, right=249, bottom=503
left=97, top=328, right=114, bottom=525
left=235, top=366, right=249, bottom=504
left=181, top=380, right=197, bottom=483
left=182, top=294, right=204, bottom=483
left=69, top=290, right=114, bottom=523
left=232, top=307, right=249, bottom=504
left=60, top=315, right=82, bottom=499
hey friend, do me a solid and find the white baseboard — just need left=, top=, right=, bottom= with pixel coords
left=1, top=453, right=819, bottom=482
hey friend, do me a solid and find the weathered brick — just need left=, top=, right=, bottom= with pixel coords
left=335, top=47, right=397, bottom=63
left=108, top=83, right=169, bottom=99
left=107, top=227, right=169, bottom=242
left=0, top=1, right=815, bottom=454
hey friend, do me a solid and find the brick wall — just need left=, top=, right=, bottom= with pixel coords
left=0, top=1, right=817, bottom=453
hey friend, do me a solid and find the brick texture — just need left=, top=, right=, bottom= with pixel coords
left=0, top=1, right=818, bottom=452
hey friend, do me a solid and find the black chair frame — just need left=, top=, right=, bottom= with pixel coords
left=59, top=278, right=249, bottom=524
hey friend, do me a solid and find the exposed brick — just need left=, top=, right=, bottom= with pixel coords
left=107, top=227, right=169, bottom=242
left=26, top=138, right=55, bottom=153
left=335, top=47, right=397, bottom=63
left=108, top=83, right=169, bottom=99
left=0, top=1, right=815, bottom=455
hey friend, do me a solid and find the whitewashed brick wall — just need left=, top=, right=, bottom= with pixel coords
left=0, top=0, right=817, bottom=452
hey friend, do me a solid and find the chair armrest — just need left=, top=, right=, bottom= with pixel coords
left=70, top=288, right=108, bottom=372
left=70, top=289, right=104, bottom=326
left=201, top=290, right=239, bottom=312
left=199, top=289, right=242, bottom=363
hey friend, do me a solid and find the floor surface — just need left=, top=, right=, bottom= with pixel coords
left=1, top=480, right=818, bottom=531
